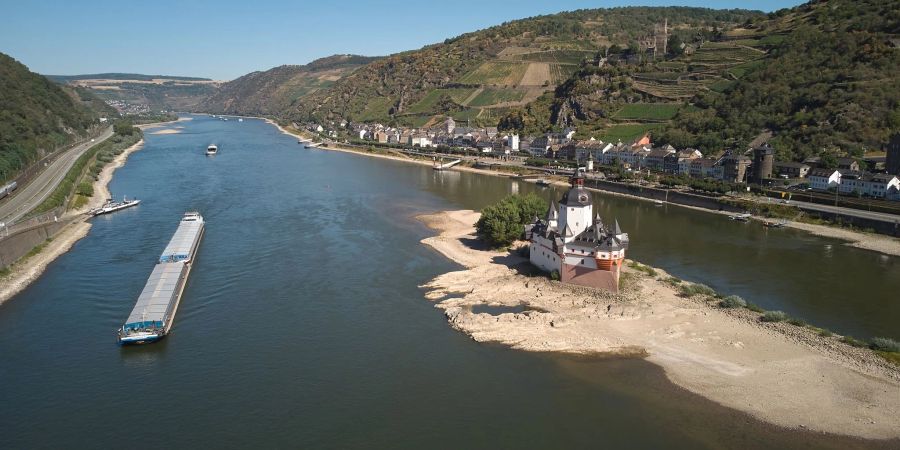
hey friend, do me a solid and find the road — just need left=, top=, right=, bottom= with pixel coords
left=0, top=127, right=113, bottom=225
left=787, top=198, right=900, bottom=223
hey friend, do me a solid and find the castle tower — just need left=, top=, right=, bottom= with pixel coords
left=557, top=170, right=592, bottom=243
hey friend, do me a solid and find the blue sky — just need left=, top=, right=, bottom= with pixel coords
left=1, top=0, right=803, bottom=80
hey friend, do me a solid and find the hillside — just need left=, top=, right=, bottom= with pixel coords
left=653, top=0, right=900, bottom=160
left=287, top=7, right=762, bottom=127
left=53, top=74, right=220, bottom=112
left=0, top=52, right=113, bottom=183
left=195, top=55, right=379, bottom=116
left=517, top=0, right=900, bottom=160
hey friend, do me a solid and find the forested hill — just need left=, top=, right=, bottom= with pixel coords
left=286, top=7, right=761, bottom=127
left=195, top=55, right=379, bottom=116
left=0, top=52, right=113, bottom=182
left=528, top=0, right=899, bottom=161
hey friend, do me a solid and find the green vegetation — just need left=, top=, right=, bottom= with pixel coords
left=476, top=194, right=547, bottom=248
left=594, top=123, right=663, bottom=142
left=34, top=122, right=142, bottom=213
left=719, top=295, right=746, bottom=308
left=745, top=302, right=765, bottom=313
left=787, top=317, right=807, bottom=327
left=627, top=261, right=657, bottom=277
left=840, top=335, right=868, bottom=348
left=677, top=283, right=716, bottom=297
left=406, top=88, right=476, bottom=114
left=761, top=310, right=788, bottom=322
left=468, top=88, right=526, bottom=107
left=458, top=62, right=527, bottom=85
left=869, top=337, right=900, bottom=353
left=613, top=104, right=682, bottom=121
left=0, top=52, right=112, bottom=183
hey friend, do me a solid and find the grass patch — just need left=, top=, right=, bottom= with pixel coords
left=458, top=62, right=527, bottom=85
left=406, top=88, right=476, bottom=113
left=594, top=123, right=663, bottom=142
left=468, top=88, right=525, bottom=107
left=627, top=261, right=657, bottom=277
left=761, top=310, right=788, bottom=322
left=876, top=351, right=900, bottom=366
left=677, top=283, right=716, bottom=297
left=719, top=295, right=746, bottom=309
left=745, top=302, right=765, bottom=313
left=787, top=317, right=807, bottom=327
left=869, top=337, right=900, bottom=353
left=840, top=335, right=868, bottom=348
left=613, top=103, right=682, bottom=121
left=664, top=276, right=682, bottom=286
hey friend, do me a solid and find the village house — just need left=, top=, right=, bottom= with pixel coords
left=720, top=152, right=751, bottom=183
left=860, top=173, right=900, bottom=199
left=689, top=158, right=718, bottom=179
left=808, top=168, right=842, bottom=191
left=645, top=145, right=676, bottom=172
left=837, top=157, right=860, bottom=172
left=774, top=161, right=811, bottom=178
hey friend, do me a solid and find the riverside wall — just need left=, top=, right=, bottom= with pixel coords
left=0, top=219, right=70, bottom=269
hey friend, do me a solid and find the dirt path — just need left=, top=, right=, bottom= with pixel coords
left=460, top=88, right=483, bottom=107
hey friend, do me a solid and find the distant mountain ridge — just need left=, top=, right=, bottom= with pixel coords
left=47, top=73, right=213, bottom=82
left=194, top=54, right=380, bottom=116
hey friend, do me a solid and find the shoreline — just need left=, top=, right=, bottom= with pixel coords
left=0, top=137, right=146, bottom=306
left=417, top=209, right=900, bottom=440
left=263, top=121, right=899, bottom=257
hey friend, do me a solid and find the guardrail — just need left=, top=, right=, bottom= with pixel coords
left=0, top=207, right=67, bottom=243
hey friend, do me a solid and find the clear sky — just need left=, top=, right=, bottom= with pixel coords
left=1, top=0, right=803, bottom=80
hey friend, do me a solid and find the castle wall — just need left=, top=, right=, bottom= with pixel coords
left=529, top=238, right=559, bottom=273
left=560, top=261, right=621, bottom=293
left=558, top=204, right=592, bottom=242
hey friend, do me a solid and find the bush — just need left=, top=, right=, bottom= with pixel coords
left=719, top=295, right=746, bottom=308
left=550, top=270, right=560, bottom=281
left=628, top=261, right=657, bottom=277
left=746, top=302, right=765, bottom=313
left=678, top=283, right=716, bottom=297
left=840, top=335, right=867, bottom=348
left=869, top=337, right=900, bottom=353
left=787, top=317, right=807, bottom=327
left=817, top=328, right=833, bottom=337
left=476, top=194, right=547, bottom=248
left=76, top=181, right=93, bottom=197
left=761, top=310, right=788, bottom=322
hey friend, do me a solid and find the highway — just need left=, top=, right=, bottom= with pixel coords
left=0, top=127, right=113, bottom=225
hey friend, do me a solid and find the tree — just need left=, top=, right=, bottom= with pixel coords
left=476, top=194, right=547, bottom=248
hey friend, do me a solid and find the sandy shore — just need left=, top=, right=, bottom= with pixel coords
left=0, top=139, right=145, bottom=305
left=786, top=221, right=900, bottom=256
left=418, top=210, right=900, bottom=440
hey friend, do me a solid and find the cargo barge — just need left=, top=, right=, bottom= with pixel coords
left=118, top=212, right=204, bottom=344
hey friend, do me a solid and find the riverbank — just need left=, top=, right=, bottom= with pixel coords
left=266, top=122, right=899, bottom=257
left=0, top=138, right=146, bottom=306
left=418, top=210, right=900, bottom=440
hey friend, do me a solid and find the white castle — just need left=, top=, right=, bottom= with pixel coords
left=524, top=170, right=629, bottom=292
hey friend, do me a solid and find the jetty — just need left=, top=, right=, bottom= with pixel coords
left=433, top=159, right=461, bottom=171
left=118, top=212, right=204, bottom=344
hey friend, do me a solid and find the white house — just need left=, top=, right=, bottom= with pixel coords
left=808, top=169, right=841, bottom=191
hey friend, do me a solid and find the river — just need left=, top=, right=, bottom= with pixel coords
left=0, top=115, right=895, bottom=448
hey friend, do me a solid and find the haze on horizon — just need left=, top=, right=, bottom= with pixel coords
left=1, top=0, right=803, bottom=80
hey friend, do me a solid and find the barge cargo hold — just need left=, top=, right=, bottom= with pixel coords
left=118, top=212, right=204, bottom=345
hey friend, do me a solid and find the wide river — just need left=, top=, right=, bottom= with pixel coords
left=1, top=116, right=896, bottom=448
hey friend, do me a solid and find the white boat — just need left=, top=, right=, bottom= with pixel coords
left=729, top=213, right=751, bottom=222
left=89, top=196, right=140, bottom=217
left=654, top=200, right=664, bottom=206
left=206, top=144, right=218, bottom=156
left=305, top=142, right=323, bottom=148
left=238, top=118, right=243, bottom=122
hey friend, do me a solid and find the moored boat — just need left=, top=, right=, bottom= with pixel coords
left=89, top=196, right=140, bottom=216
left=206, top=144, right=218, bottom=156
left=729, top=213, right=751, bottom=222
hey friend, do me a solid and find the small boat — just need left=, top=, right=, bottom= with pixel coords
left=238, top=118, right=243, bottom=122
left=763, top=219, right=788, bottom=228
left=206, top=144, right=218, bottom=156
left=535, top=179, right=551, bottom=187
left=89, top=196, right=140, bottom=216
left=305, top=142, right=323, bottom=148
left=654, top=200, right=664, bottom=206
left=729, top=213, right=751, bottom=222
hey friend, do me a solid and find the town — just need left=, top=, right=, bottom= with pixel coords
left=306, top=117, right=900, bottom=201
